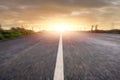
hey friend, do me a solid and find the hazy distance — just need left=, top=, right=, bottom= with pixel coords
left=0, top=0, right=120, bottom=30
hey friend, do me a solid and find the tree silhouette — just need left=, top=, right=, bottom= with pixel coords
left=91, top=25, right=94, bottom=31
left=95, top=25, right=98, bottom=31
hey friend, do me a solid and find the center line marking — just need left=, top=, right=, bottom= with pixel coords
left=54, top=33, right=64, bottom=80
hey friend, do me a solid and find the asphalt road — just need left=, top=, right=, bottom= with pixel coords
left=0, top=32, right=120, bottom=80
left=0, top=32, right=59, bottom=80
left=63, top=32, right=120, bottom=80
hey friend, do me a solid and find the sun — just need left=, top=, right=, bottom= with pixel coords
left=43, top=18, right=80, bottom=32
left=52, top=23, right=68, bottom=32
left=49, top=21, right=74, bottom=33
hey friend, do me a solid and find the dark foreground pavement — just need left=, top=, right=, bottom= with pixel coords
left=63, top=32, right=120, bottom=80
left=0, top=31, right=120, bottom=80
left=0, top=32, right=59, bottom=80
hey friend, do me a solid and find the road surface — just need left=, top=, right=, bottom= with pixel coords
left=0, top=32, right=120, bottom=80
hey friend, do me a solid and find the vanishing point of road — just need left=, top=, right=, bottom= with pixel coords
left=0, top=31, right=120, bottom=80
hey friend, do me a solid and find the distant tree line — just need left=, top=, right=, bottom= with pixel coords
left=0, top=26, right=35, bottom=40
left=90, top=25, right=120, bottom=34
left=91, top=25, right=98, bottom=32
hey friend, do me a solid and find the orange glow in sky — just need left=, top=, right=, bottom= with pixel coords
left=40, top=18, right=85, bottom=32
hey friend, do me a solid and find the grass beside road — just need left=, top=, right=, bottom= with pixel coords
left=0, top=27, right=34, bottom=40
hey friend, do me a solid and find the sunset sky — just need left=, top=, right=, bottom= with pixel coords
left=0, top=0, right=120, bottom=31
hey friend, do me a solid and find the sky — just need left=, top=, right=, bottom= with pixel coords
left=0, top=0, right=120, bottom=30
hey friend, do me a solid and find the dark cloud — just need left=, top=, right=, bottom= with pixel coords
left=0, top=0, right=120, bottom=29
left=0, top=0, right=112, bottom=8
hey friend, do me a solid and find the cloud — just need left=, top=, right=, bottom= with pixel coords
left=0, top=0, right=113, bottom=8
left=0, top=5, right=9, bottom=10
left=0, top=0, right=120, bottom=29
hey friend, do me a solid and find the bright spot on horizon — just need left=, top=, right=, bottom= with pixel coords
left=44, top=18, right=82, bottom=32
left=51, top=23, right=70, bottom=32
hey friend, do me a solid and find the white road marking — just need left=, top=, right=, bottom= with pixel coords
left=54, top=34, right=64, bottom=80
